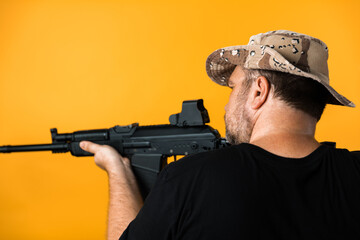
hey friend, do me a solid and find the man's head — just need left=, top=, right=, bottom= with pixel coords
left=224, top=66, right=329, bottom=144
left=207, top=30, right=355, bottom=144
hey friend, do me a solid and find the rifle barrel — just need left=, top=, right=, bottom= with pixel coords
left=0, top=143, right=69, bottom=153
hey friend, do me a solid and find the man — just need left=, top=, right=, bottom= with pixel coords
left=80, top=30, right=360, bottom=239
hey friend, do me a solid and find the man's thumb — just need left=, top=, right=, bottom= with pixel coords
left=80, top=141, right=100, bottom=154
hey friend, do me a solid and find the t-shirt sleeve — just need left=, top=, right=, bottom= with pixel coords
left=119, top=166, right=178, bottom=240
left=352, top=151, right=360, bottom=158
left=351, top=151, right=360, bottom=166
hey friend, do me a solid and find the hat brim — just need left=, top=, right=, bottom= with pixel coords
left=206, top=45, right=355, bottom=108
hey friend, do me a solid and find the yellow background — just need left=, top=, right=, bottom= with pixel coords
left=0, top=0, right=359, bottom=239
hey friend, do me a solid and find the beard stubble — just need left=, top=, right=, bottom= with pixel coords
left=225, top=90, right=253, bottom=145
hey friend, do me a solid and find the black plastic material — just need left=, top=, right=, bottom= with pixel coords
left=169, top=99, right=210, bottom=127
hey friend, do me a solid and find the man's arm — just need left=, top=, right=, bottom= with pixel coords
left=80, top=141, right=144, bottom=240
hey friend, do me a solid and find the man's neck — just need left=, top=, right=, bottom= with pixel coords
left=249, top=101, right=320, bottom=158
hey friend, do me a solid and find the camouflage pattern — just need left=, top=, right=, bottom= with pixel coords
left=206, top=30, right=355, bottom=107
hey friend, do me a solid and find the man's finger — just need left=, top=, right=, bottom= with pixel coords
left=80, top=141, right=101, bottom=153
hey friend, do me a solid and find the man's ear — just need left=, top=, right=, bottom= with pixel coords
left=249, top=76, right=270, bottom=109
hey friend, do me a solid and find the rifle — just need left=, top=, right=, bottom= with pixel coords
left=0, top=99, right=229, bottom=198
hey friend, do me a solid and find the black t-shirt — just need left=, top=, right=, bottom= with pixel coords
left=119, top=143, right=360, bottom=240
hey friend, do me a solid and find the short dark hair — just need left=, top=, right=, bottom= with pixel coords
left=243, top=69, right=329, bottom=121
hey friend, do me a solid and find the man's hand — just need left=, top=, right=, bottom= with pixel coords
left=80, top=141, right=143, bottom=240
left=80, top=141, right=131, bottom=176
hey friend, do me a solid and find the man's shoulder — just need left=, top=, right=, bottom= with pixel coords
left=350, top=150, right=360, bottom=159
left=336, top=148, right=360, bottom=166
left=161, top=144, right=254, bottom=181
left=327, top=146, right=360, bottom=161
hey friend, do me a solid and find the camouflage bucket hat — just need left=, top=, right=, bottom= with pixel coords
left=206, top=30, right=355, bottom=107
